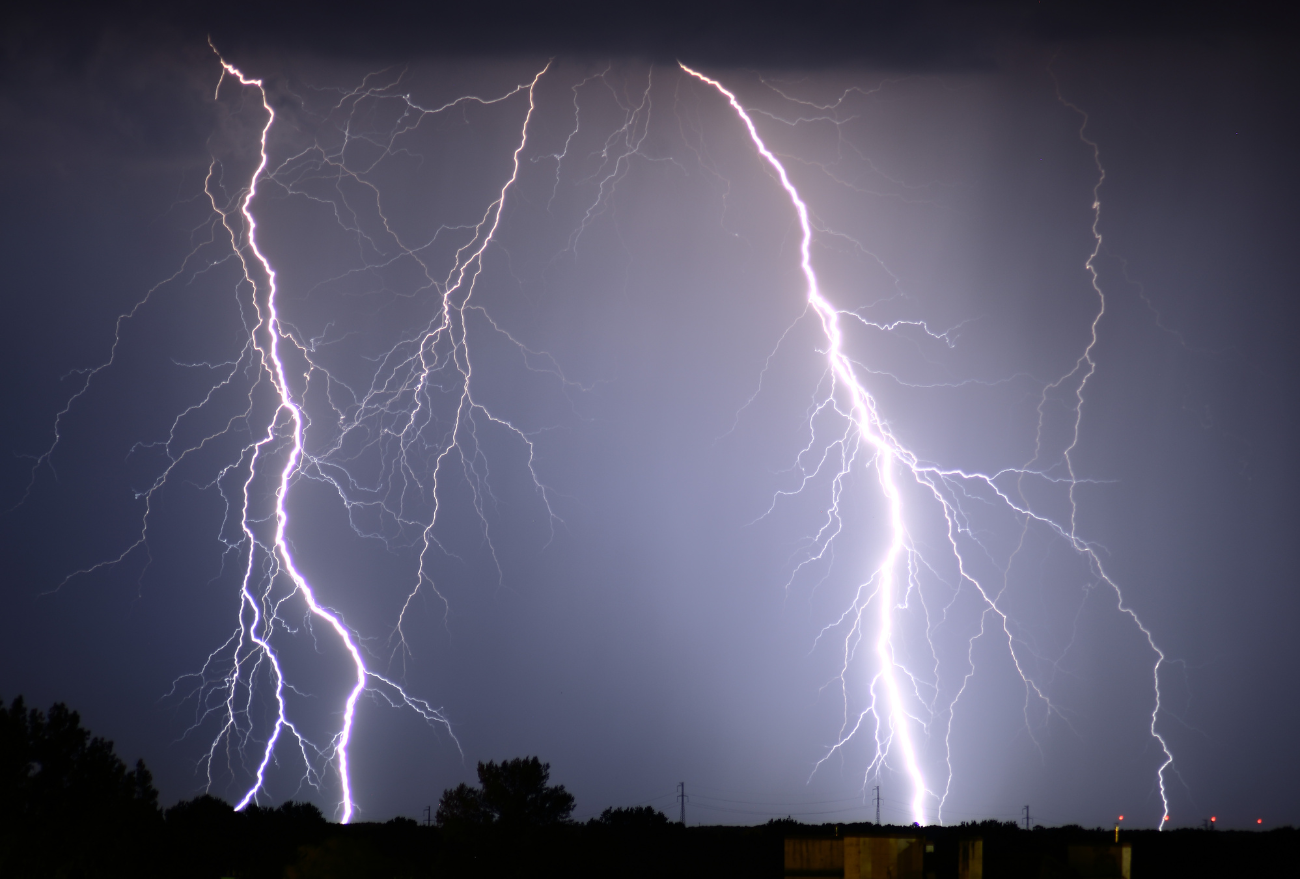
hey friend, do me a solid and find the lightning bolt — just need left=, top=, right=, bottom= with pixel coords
left=18, top=47, right=572, bottom=821
left=207, top=55, right=466, bottom=824
left=680, top=63, right=1174, bottom=827
left=1046, top=70, right=1175, bottom=825
left=197, top=53, right=565, bottom=822
left=17, top=51, right=1178, bottom=828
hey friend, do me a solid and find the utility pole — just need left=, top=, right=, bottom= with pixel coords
left=874, top=786, right=881, bottom=825
left=423, top=805, right=431, bottom=827
left=678, top=782, right=687, bottom=825
left=1023, top=805, right=1031, bottom=831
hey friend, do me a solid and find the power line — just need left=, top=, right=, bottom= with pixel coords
left=689, top=803, right=879, bottom=818
left=691, top=793, right=871, bottom=807
left=688, top=783, right=874, bottom=799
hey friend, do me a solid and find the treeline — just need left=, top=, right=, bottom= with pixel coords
left=2, top=695, right=162, bottom=878
left=0, top=696, right=779, bottom=878
left=4, top=697, right=1296, bottom=878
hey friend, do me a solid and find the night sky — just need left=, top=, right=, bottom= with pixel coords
left=2, top=3, right=1297, bottom=830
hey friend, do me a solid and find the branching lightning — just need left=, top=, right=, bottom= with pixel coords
left=18, top=50, right=572, bottom=822
left=679, top=64, right=1174, bottom=827
left=17, top=50, right=1178, bottom=827
left=196, top=56, right=497, bottom=823
left=198, top=55, right=572, bottom=821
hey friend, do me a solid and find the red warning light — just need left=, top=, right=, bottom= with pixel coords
left=1257, top=819, right=1263, bottom=825
left=1163, top=815, right=1170, bottom=822
left=1117, top=815, right=1124, bottom=821
left=1210, top=816, right=1216, bottom=822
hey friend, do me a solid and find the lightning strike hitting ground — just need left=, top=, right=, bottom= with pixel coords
left=201, top=54, right=574, bottom=821
left=18, top=51, right=1179, bottom=826
left=195, top=55, right=497, bottom=823
left=17, top=50, right=571, bottom=822
left=679, top=64, right=1174, bottom=826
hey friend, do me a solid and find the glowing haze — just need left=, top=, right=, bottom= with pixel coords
left=676, top=63, right=1174, bottom=826
left=2, top=31, right=1298, bottom=830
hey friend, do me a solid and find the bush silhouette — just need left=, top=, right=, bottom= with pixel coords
left=593, top=805, right=671, bottom=829
left=436, top=756, right=575, bottom=828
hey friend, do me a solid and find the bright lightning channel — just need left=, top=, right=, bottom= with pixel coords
left=211, top=56, right=433, bottom=824
left=19, top=48, right=564, bottom=822
left=680, top=63, right=1174, bottom=827
left=201, top=53, right=562, bottom=822
left=18, top=40, right=589, bottom=821
left=18, top=52, right=1178, bottom=828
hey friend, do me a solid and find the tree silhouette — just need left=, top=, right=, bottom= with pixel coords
left=436, top=757, right=575, bottom=828
left=1, top=695, right=161, bottom=877
left=435, top=781, right=493, bottom=827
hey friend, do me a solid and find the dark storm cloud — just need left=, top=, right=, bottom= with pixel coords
left=7, top=1, right=1294, bottom=72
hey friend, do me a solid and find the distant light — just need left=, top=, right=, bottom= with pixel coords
left=1257, top=819, right=1263, bottom=825
left=1163, top=815, right=1170, bottom=822
left=1210, top=816, right=1216, bottom=822
left=1117, top=815, right=1124, bottom=821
